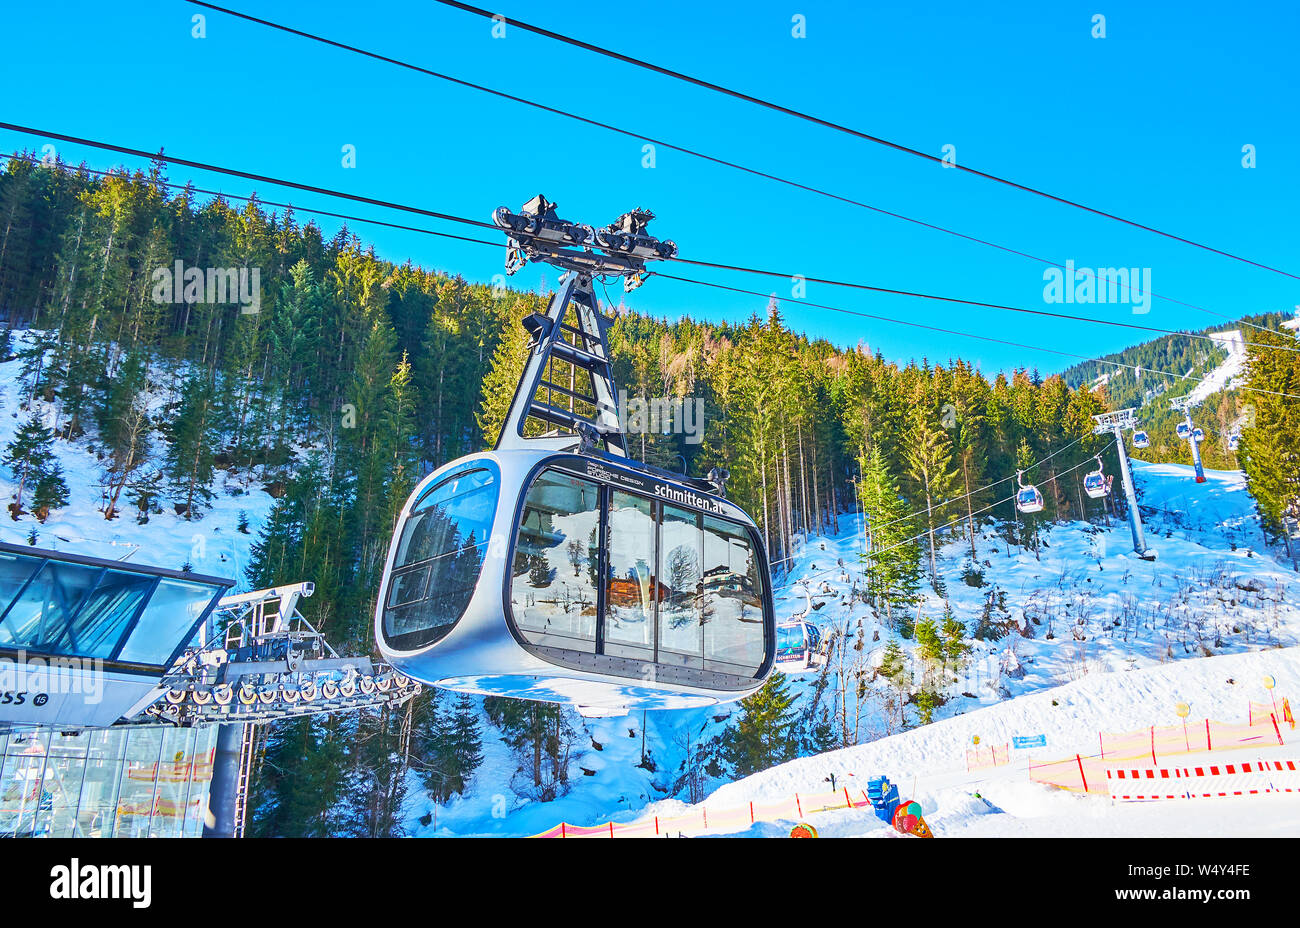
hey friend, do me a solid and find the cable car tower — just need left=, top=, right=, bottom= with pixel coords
left=1170, top=395, right=1207, bottom=484
left=1092, top=408, right=1155, bottom=560
left=374, top=196, right=775, bottom=714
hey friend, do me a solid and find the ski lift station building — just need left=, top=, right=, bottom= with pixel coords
left=0, top=541, right=416, bottom=838
left=0, top=542, right=230, bottom=837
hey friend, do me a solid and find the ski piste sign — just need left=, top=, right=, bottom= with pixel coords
left=1012, top=734, right=1047, bottom=750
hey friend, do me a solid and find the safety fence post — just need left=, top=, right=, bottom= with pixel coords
left=1206, top=718, right=1212, bottom=752
left=609, top=821, right=615, bottom=838
left=749, top=801, right=754, bottom=824
left=844, top=787, right=853, bottom=809
left=1150, top=726, right=1156, bottom=765
left=795, top=793, right=803, bottom=817
left=654, top=816, right=659, bottom=836
left=1076, top=754, right=1089, bottom=793
left=1273, top=714, right=1284, bottom=746
left=561, top=822, right=566, bottom=838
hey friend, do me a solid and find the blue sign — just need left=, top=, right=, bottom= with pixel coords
left=1012, top=735, right=1047, bottom=750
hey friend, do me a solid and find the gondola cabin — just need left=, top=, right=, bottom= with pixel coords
left=1015, top=486, right=1044, bottom=514
left=775, top=620, right=824, bottom=673
left=375, top=450, right=774, bottom=711
left=1132, top=430, right=1150, bottom=449
left=375, top=200, right=774, bottom=712
left=1083, top=472, right=1109, bottom=499
left=1192, top=427, right=1205, bottom=443
left=1176, top=422, right=1193, bottom=440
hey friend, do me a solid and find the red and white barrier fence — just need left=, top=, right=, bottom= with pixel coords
left=1106, top=758, right=1300, bottom=802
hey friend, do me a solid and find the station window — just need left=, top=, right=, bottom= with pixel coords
left=511, top=471, right=600, bottom=651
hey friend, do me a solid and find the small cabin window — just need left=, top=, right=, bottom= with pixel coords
left=657, top=504, right=704, bottom=668
left=603, top=491, right=657, bottom=661
left=382, top=467, right=498, bottom=651
left=511, top=471, right=600, bottom=652
left=702, top=514, right=764, bottom=675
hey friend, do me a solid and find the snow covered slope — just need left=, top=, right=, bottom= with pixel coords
left=685, top=645, right=1300, bottom=837
left=0, top=346, right=276, bottom=583
left=408, top=458, right=1299, bottom=837
left=1188, top=329, right=1247, bottom=405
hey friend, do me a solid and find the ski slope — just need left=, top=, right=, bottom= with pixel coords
left=678, top=645, right=1300, bottom=837
left=2, top=333, right=1297, bottom=838
left=409, top=458, right=1299, bottom=837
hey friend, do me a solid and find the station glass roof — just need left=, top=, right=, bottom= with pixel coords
left=0, top=543, right=231, bottom=671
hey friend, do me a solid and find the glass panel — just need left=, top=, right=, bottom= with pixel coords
left=0, top=729, right=50, bottom=837
left=115, top=728, right=163, bottom=838
left=603, top=492, right=657, bottom=660
left=658, top=505, right=703, bottom=668
left=77, top=728, right=127, bottom=838
left=0, top=552, right=41, bottom=648
left=69, top=571, right=156, bottom=658
left=511, top=471, right=599, bottom=651
left=383, top=468, right=499, bottom=649
left=0, top=561, right=103, bottom=657
left=118, top=578, right=220, bottom=665
left=151, top=727, right=195, bottom=838
left=183, top=726, right=217, bottom=837
left=702, top=516, right=766, bottom=674
left=38, top=731, right=90, bottom=837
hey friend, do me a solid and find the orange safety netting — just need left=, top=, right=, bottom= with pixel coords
left=531, top=786, right=873, bottom=838
left=1031, top=715, right=1286, bottom=795
left=966, top=743, right=1010, bottom=771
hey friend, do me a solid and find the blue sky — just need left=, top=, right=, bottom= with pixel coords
left=1, top=0, right=1297, bottom=376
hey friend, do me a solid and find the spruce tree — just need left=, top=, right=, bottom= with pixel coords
left=722, top=672, right=798, bottom=776
left=165, top=374, right=220, bottom=519
left=3, top=412, right=56, bottom=517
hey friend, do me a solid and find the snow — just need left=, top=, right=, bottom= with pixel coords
left=1188, top=329, right=1247, bottom=405
left=3, top=327, right=1297, bottom=837
left=0, top=336, right=275, bottom=585
left=683, top=646, right=1300, bottom=837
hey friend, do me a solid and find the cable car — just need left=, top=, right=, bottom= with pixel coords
left=1192, top=427, right=1205, bottom=443
left=1082, top=456, right=1110, bottom=500
left=374, top=199, right=774, bottom=713
left=775, top=620, right=824, bottom=673
left=1228, top=433, right=1240, bottom=452
left=1014, top=470, right=1044, bottom=514
left=1132, top=430, right=1150, bottom=449
left=1176, top=422, right=1193, bottom=440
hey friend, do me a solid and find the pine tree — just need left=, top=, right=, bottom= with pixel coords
left=722, top=672, right=798, bottom=776
left=3, top=412, right=56, bottom=517
left=857, top=445, right=921, bottom=626
left=32, top=460, right=69, bottom=522
left=905, top=413, right=959, bottom=585
left=165, top=374, right=221, bottom=519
